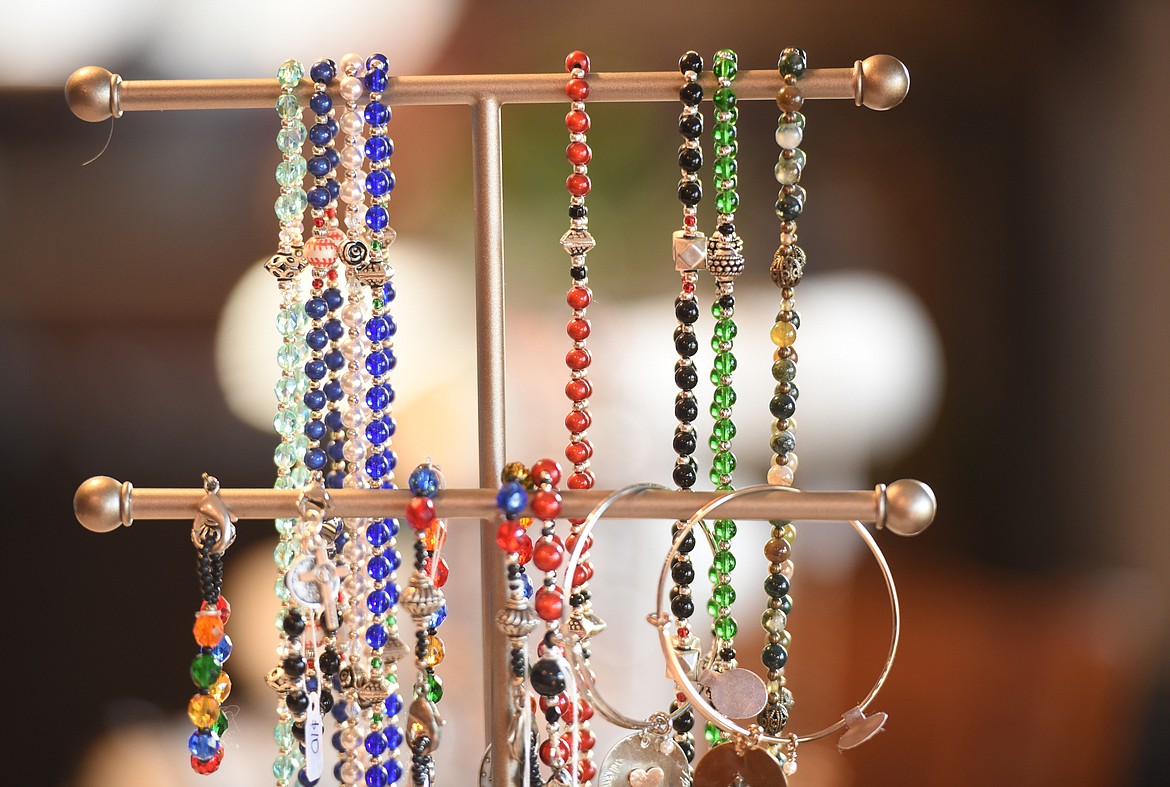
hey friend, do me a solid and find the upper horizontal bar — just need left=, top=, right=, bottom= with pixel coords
left=73, top=476, right=936, bottom=536
left=64, top=55, right=909, bottom=122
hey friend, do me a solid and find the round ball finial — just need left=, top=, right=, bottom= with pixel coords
left=884, top=479, right=936, bottom=536
left=858, top=55, right=910, bottom=111
left=65, top=66, right=121, bottom=123
left=74, top=476, right=128, bottom=533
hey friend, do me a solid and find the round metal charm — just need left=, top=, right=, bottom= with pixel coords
left=706, top=667, right=768, bottom=720
left=598, top=733, right=691, bottom=787
left=339, top=238, right=369, bottom=268
left=692, top=743, right=786, bottom=787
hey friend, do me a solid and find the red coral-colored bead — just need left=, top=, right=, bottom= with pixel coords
left=535, top=587, right=564, bottom=621
left=566, top=532, right=592, bottom=555
left=533, top=537, right=565, bottom=572
left=565, top=50, right=590, bottom=73
left=565, top=439, right=593, bottom=464
left=684, top=214, right=697, bottom=227
left=576, top=758, right=597, bottom=783
left=531, top=458, right=563, bottom=486
left=565, top=110, right=591, bottom=134
left=566, top=348, right=591, bottom=370
left=567, top=286, right=592, bottom=309
left=540, top=737, right=571, bottom=766
left=573, top=562, right=593, bottom=587
left=567, top=469, right=595, bottom=490
left=578, top=726, right=597, bottom=751
left=565, top=409, right=592, bottom=433
left=565, top=378, right=592, bottom=402
left=496, top=522, right=526, bottom=553
left=405, top=497, right=436, bottom=530
left=531, top=489, right=563, bottom=520
left=577, top=699, right=594, bottom=721
left=566, top=318, right=591, bottom=340
left=566, top=141, right=592, bottom=166
left=201, top=595, right=231, bottom=625
left=566, top=78, right=590, bottom=101
left=566, top=173, right=591, bottom=197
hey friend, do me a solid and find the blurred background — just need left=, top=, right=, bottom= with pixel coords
left=1, top=0, right=1167, bottom=785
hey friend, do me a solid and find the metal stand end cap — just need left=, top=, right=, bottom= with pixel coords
left=74, top=476, right=130, bottom=532
left=65, top=66, right=122, bottom=122
left=883, top=479, right=936, bottom=536
left=857, top=55, right=910, bottom=110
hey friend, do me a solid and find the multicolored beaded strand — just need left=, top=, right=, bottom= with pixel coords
left=759, top=46, right=810, bottom=741
left=403, top=463, right=449, bottom=784
left=187, top=475, right=235, bottom=775
left=334, top=51, right=372, bottom=786
left=266, top=57, right=311, bottom=787
left=703, top=47, right=747, bottom=751
left=358, top=52, right=408, bottom=787
left=667, top=48, right=707, bottom=765
left=492, top=465, right=543, bottom=784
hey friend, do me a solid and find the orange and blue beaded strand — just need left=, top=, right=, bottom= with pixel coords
left=402, top=463, right=450, bottom=782
left=759, top=46, right=810, bottom=744
left=187, top=475, right=235, bottom=774
left=667, top=48, right=707, bottom=764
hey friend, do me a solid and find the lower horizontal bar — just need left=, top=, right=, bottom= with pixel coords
left=73, top=476, right=935, bottom=536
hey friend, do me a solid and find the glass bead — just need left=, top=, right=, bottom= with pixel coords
left=712, top=582, right=736, bottom=608
left=275, top=189, right=308, bottom=222
left=704, top=722, right=722, bottom=744
left=276, top=92, right=301, bottom=119
left=424, top=635, right=445, bottom=667
left=278, top=59, right=305, bottom=87
left=273, top=753, right=298, bottom=781
left=713, top=351, right=737, bottom=377
left=367, top=588, right=393, bottom=615
left=712, top=418, right=737, bottom=445
left=713, top=156, right=737, bottom=183
left=714, top=318, right=737, bottom=342
left=212, top=634, right=232, bottom=664
left=775, top=122, right=804, bottom=150
left=190, top=654, right=221, bottom=688
left=341, top=761, right=365, bottom=784
left=366, top=519, right=391, bottom=546
left=771, top=321, right=798, bottom=348
left=712, top=50, right=738, bottom=79
left=761, top=643, right=789, bottom=670
left=712, top=122, right=736, bottom=148
left=712, top=450, right=737, bottom=478
left=276, top=343, right=302, bottom=372
left=712, top=518, right=737, bottom=541
left=365, top=729, right=388, bottom=756
left=713, top=550, right=736, bottom=574
left=193, top=613, right=224, bottom=648
left=210, top=671, right=232, bottom=703
left=274, top=578, right=291, bottom=602
left=276, top=122, right=307, bottom=154
left=762, top=608, right=788, bottom=634
left=426, top=673, right=444, bottom=703
left=772, top=357, right=797, bottom=383
left=212, top=711, right=229, bottom=737
left=714, top=614, right=738, bottom=640
left=712, top=385, right=737, bottom=410
left=274, top=540, right=297, bottom=570
left=367, top=554, right=391, bottom=580
left=774, top=158, right=802, bottom=186
left=290, top=465, right=311, bottom=487
left=188, top=694, right=220, bottom=728
left=276, top=160, right=307, bottom=192
left=715, top=190, right=740, bottom=215
left=366, top=764, right=389, bottom=787
left=275, top=308, right=301, bottom=336
left=274, top=719, right=295, bottom=748
left=188, top=729, right=220, bottom=760
left=273, top=409, right=299, bottom=436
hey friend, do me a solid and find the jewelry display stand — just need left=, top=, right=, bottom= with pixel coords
left=66, top=56, right=935, bottom=787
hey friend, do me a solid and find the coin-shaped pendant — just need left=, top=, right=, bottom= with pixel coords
left=706, top=667, right=768, bottom=720
left=598, top=733, right=691, bottom=787
left=692, top=742, right=786, bottom=787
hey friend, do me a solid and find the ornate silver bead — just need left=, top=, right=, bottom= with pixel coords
left=400, top=572, right=445, bottom=621
left=560, top=227, right=596, bottom=256
left=706, top=231, right=745, bottom=282
left=355, top=260, right=388, bottom=289
left=338, top=239, right=369, bottom=268
left=495, top=597, right=539, bottom=639
left=672, top=230, right=708, bottom=272
left=265, top=250, right=307, bottom=281
left=771, top=244, right=807, bottom=289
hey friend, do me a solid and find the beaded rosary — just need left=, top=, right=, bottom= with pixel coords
left=759, top=46, right=811, bottom=741
left=669, top=47, right=707, bottom=765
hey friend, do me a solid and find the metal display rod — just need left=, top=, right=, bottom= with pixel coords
left=65, top=55, right=914, bottom=787
left=73, top=475, right=937, bottom=535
